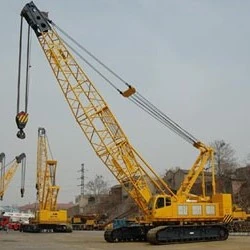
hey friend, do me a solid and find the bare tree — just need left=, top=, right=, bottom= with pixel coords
left=85, top=175, right=109, bottom=196
left=210, top=140, right=237, bottom=193
left=245, top=153, right=250, bottom=166
left=211, top=140, right=237, bottom=177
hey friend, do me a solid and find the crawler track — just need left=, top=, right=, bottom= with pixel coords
left=147, top=224, right=228, bottom=244
left=104, top=225, right=150, bottom=242
left=104, top=224, right=228, bottom=244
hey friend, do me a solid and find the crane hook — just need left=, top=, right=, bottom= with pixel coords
left=20, top=188, right=25, bottom=198
left=15, top=111, right=28, bottom=139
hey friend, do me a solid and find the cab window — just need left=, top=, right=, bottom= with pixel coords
left=155, top=197, right=164, bottom=209
left=165, top=198, right=171, bottom=207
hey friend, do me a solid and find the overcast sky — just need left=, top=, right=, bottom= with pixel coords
left=1, top=0, right=250, bottom=206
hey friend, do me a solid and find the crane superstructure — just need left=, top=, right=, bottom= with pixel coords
left=0, top=153, right=26, bottom=200
left=17, top=1, right=246, bottom=243
left=20, top=128, right=71, bottom=233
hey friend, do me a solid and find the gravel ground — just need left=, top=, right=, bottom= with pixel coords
left=0, top=230, right=249, bottom=250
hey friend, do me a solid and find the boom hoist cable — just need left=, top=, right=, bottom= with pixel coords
left=53, top=23, right=199, bottom=146
left=19, top=153, right=27, bottom=198
left=16, top=16, right=31, bottom=139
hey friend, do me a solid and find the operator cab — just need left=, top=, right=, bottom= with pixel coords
left=148, top=195, right=171, bottom=210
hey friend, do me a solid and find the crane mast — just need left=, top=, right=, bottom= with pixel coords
left=21, top=1, right=175, bottom=217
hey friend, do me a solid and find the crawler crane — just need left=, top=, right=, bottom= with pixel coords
left=20, top=128, right=72, bottom=232
left=17, top=1, right=248, bottom=244
left=0, top=153, right=26, bottom=200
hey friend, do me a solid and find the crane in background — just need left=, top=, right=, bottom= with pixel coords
left=0, top=153, right=26, bottom=200
left=20, top=128, right=72, bottom=233
left=17, top=1, right=249, bottom=244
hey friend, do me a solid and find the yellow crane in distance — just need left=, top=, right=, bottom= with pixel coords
left=17, top=1, right=249, bottom=244
left=20, top=128, right=72, bottom=233
left=0, top=153, right=26, bottom=200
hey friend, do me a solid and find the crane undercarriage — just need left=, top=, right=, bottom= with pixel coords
left=105, top=219, right=250, bottom=244
left=20, top=223, right=72, bottom=233
left=105, top=223, right=228, bottom=245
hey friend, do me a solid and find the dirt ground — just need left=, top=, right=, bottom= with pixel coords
left=0, top=230, right=249, bottom=250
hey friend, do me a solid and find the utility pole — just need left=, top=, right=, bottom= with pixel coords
left=78, top=163, right=85, bottom=196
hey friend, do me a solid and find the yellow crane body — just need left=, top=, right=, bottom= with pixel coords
left=147, top=193, right=233, bottom=223
left=19, top=1, right=249, bottom=243
left=35, top=210, right=67, bottom=224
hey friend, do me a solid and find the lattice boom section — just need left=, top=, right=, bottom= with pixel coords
left=37, top=136, right=50, bottom=210
left=37, top=29, right=155, bottom=214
